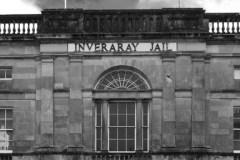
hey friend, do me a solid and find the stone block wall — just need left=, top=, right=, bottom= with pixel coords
left=0, top=42, right=239, bottom=157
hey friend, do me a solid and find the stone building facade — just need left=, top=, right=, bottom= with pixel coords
left=0, top=8, right=238, bottom=160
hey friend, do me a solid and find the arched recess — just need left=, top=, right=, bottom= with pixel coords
left=93, top=65, right=152, bottom=90
left=93, top=65, right=152, bottom=153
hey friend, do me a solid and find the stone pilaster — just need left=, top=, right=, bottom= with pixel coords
left=40, top=57, right=54, bottom=147
left=191, top=57, right=206, bottom=149
left=204, top=55, right=211, bottom=150
left=151, top=91, right=162, bottom=151
left=35, top=57, right=41, bottom=147
left=161, top=54, right=176, bottom=149
left=68, top=55, right=84, bottom=151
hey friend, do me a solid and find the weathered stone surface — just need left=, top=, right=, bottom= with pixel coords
left=40, top=44, right=68, bottom=52
left=176, top=56, right=192, bottom=89
left=178, top=43, right=206, bottom=51
left=193, top=61, right=205, bottom=88
left=210, top=59, right=234, bottom=90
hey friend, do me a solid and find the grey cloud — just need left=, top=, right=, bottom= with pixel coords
left=21, top=0, right=223, bottom=10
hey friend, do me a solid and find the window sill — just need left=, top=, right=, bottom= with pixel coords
left=0, top=150, right=12, bottom=153
left=234, top=150, right=240, bottom=153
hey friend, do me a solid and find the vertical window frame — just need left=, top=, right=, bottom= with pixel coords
left=0, top=108, right=13, bottom=153
left=0, top=68, right=12, bottom=80
left=142, top=101, right=149, bottom=152
left=95, top=102, right=102, bottom=152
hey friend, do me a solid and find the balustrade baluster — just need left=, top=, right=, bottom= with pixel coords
left=222, top=21, right=225, bottom=33
left=8, top=22, right=11, bottom=34
left=13, top=21, right=16, bottom=34
left=27, top=22, right=30, bottom=34
left=22, top=22, right=26, bottom=34
left=0, top=21, right=1, bottom=34
left=217, top=20, right=220, bottom=33
left=3, top=22, right=6, bottom=34
left=236, top=18, right=239, bottom=33
left=32, top=20, right=35, bottom=34
left=18, top=22, right=21, bottom=34
left=211, top=21, right=214, bottom=33
left=227, top=18, right=230, bottom=33
left=232, top=18, right=235, bottom=33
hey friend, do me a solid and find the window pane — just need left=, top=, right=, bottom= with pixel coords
left=97, top=128, right=101, bottom=139
left=143, top=128, right=148, bottom=139
left=97, top=140, right=101, bottom=151
left=127, top=115, right=135, bottom=126
left=131, top=74, right=138, bottom=82
left=0, top=110, right=5, bottom=119
left=109, top=140, right=117, bottom=151
left=118, top=102, right=126, bottom=114
left=127, top=140, right=134, bottom=151
left=110, top=115, right=117, bottom=126
left=235, top=141, right=240, bottom=150
left=101, top=78, right=108, bottom=86
left=127, top=128, right=134, bottom=139
left=234, top=119, right=240, bottom=128
left=143, top=140, right=148, bottom=151
left=6, top=110, right=12, bottom=118
left=143, top=103, right=148, bottom=114
left=6, top=70, right=12, bottom=79
left=6, top=120, right=12, bottom=129
left=97, top=115, right=101, bottom=126
left=125, top=72, right=132, bottom=80
left=143, top=115, right=148, bottom=126
left=96, top=102, right=101, bottom=114
left=139, top=84, right=147, bottom=90
left=234, top=107, right=240, bottom=118
left=110, top=103, right=117, bottom=114
left=127, top=102, right=135, bottom=114
left=135, top=79, right=142, bottom=86
left=118, top=128, right=126, bottom=139
left=7, top=141, right=12, bottom=150
left=118, top=140, right=126, bottom=151
left=106, top=74, right=114, bottom=82
left=0, top=141, right=6, bottom=150
left=119, top=115, right=126, bottom=126
left=109, top=128, right=117, bottom=139
left=97, top=84, right=105, bottom=90
left=0, top=70, right=5, bottom=78
left=0, top=121, right=5, bottom=129
left=112, top=72, right=118, bottom=80
left=119, top=71, right=125, bottom=79
left=235, top=130, right=240, bottom=140
left=6, top=131, right=12, bottom=140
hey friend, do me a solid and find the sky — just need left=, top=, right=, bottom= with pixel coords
left=0, top=0, right=239, bottom=14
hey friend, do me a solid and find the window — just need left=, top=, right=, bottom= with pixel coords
left=0, top=68, right=12, bottom=80
left=0, top=108, right=13, bottom=153
left=96, top=101, right=148, bottom=152
left=109, top=102, right=135, bottom=152
left=95, top=70, right=150, bottom=90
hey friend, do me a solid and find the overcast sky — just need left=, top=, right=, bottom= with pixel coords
left=0, top=0, right=239, bottom=14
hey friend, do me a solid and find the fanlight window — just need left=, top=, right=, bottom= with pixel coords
left=95, top=70, right=150, bottom=90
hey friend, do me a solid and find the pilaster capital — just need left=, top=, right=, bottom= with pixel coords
left=161, top=53, right=176, bottom=62
left=69, top=54, right=84, bottom=63
left=40, top=55, right=55, bottom=63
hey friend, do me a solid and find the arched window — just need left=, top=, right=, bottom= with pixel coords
left=95, top=69, right=150, bottom=90
left=94, top=68, right=151, bottom=153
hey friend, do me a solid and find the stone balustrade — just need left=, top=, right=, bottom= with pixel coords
left=0, top=15, right=41, bottom=35
left=0, top=9, right=238, bottom=36
left=205, top=13, right=240, bottom=34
